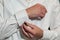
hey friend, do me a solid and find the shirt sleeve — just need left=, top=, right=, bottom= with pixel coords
left=0, top=3, right=18, bottom=39
left=14, top=9, right=29, bottom=26
left=4, top=0, right=29, bottom=26
left=41, top=0, right=60, bottom=40
left=0, top=0, right=29, bottom=40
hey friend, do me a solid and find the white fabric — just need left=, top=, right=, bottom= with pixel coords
left=0, top=0, right=60, bottom=40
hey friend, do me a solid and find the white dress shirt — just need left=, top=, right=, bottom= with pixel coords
left=0, top=0, right=60, bottom=40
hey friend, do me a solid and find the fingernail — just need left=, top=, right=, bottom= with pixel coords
left=24, top=22, right=28, bottom=26
left=27, top=27, right=32, bottom=29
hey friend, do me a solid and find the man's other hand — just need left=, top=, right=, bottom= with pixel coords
left=26, top=3, right=47, bottom=19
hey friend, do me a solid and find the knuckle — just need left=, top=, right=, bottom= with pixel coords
left=42, top=15, right=45, bottom=18
left=33, top=32, right=36, bottom=35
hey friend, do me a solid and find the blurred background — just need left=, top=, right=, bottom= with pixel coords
left=59, top=0, right=60, bottom=2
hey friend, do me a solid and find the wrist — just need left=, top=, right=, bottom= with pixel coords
left=26, top=8, right=31, bottom=18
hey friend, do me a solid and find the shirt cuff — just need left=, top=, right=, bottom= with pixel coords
left=14, top=9, right=29, bottom=26
left=41, top=30, right=58, bottom=40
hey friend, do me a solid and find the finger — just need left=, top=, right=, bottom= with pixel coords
left=43, top=9, right=47, bottom=15
left=28, top=33, right=34, bottom=38
left=25, top=22, right=40, bottom=29
left=24, top=22, right=34, bottom=29
left=42, top=7, right=47, bottom=15
left=22, top=26, right=30, bottom=38
left=39, top=13, right=45, bottom=18
left=23, top=24, right=34, bottom=35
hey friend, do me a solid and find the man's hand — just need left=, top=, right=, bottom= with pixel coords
left=21, top=22, right=43, bottom=39
left=26, top=3, right=47, bottom=19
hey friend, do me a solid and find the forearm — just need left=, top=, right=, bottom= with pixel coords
left=0, top=16, right=18, bottom=39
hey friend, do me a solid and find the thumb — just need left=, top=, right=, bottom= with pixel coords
left=24, top=22, right=34, bottom=29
